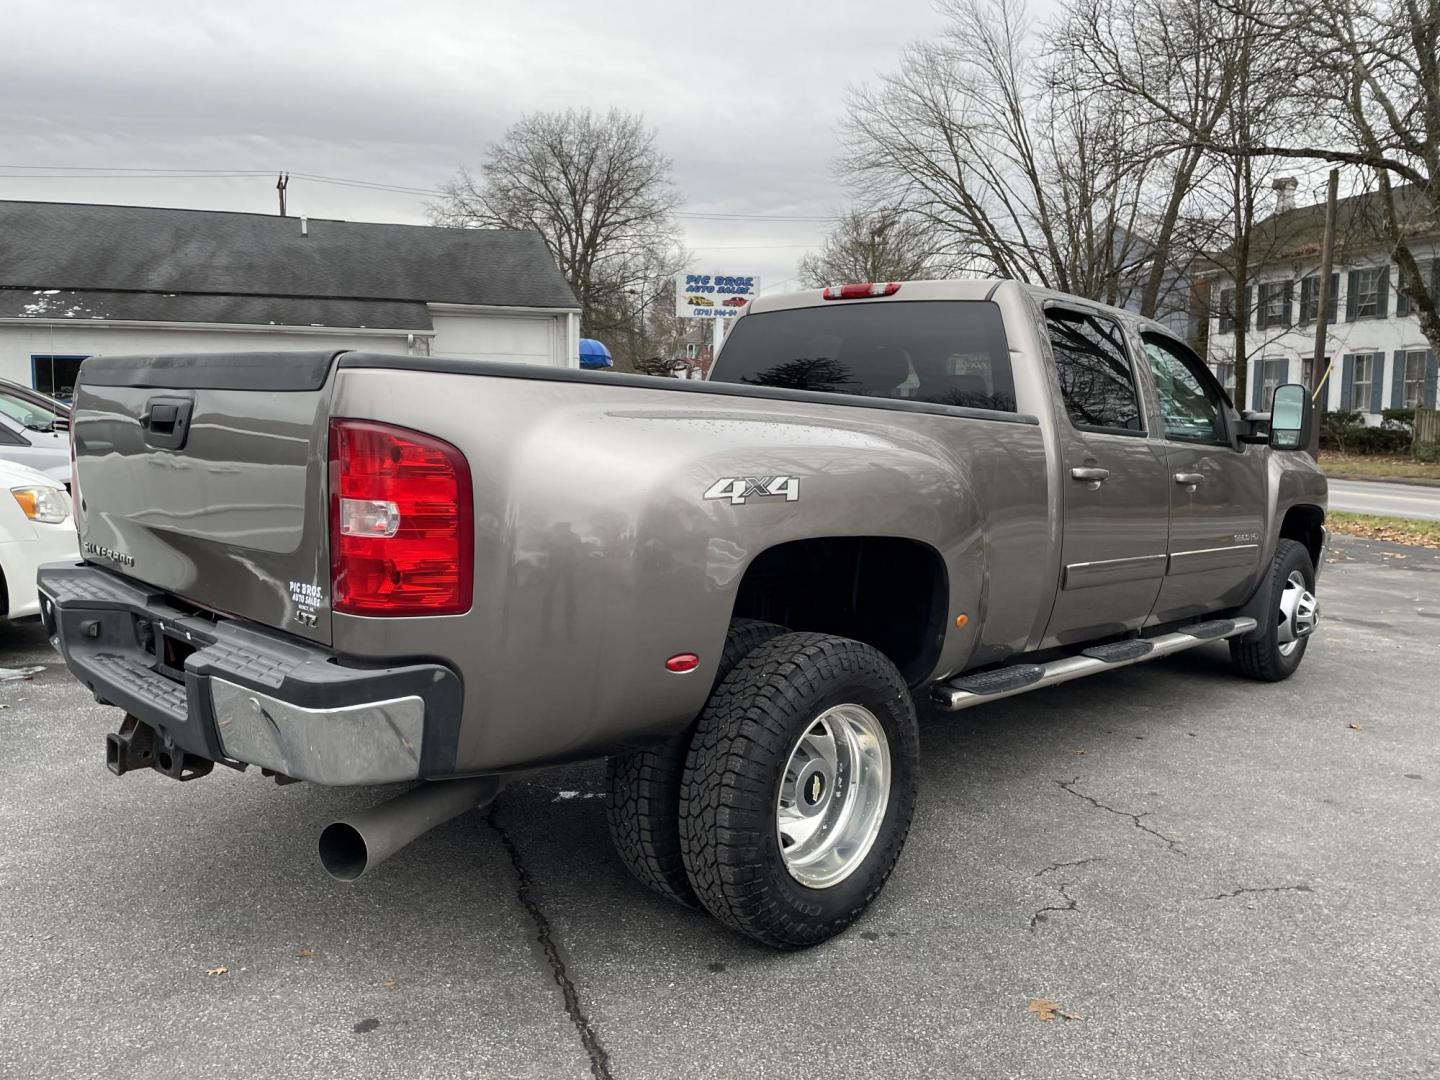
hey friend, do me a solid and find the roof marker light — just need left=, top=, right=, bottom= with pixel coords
left=822, top=282, right=902, bottom=300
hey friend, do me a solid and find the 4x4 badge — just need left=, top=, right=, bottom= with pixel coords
left=703, top=476, right=800, bottom=506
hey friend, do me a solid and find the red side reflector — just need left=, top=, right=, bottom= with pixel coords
left=329, top=419, right=473, bottom=616
left=665, top=653, right=700, bottom=673
left=822, top=282, right=902, bottom=300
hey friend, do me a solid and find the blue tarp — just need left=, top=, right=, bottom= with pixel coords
left=579, top=338, right=613, bottom=369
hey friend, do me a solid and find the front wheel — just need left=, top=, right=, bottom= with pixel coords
left=679, top=633, right=918, bottom=949
left=1229, top=538, right=1319, bottom=681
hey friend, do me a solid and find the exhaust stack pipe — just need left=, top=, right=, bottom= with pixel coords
left=318, top=777, right=502, bottom=881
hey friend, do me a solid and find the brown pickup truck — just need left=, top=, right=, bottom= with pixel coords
left=40, top=278, right=1325, bottom=948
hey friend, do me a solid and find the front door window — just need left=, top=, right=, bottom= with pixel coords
left=1142, top=335, right=1228, bottom=444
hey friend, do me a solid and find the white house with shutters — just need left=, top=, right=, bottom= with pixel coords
left=1203, top=181, right=1438, bottom=421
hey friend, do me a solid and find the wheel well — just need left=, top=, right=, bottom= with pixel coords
left=730, top=536, right=948, bottom=685
left=1280, top=504, right=1326, bottom=567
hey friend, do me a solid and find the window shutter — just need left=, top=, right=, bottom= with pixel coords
left=1219, top=288, right=1234, bottom=334
left=1370, top=353, right=1385, bottom=414
left=1427, top=350, right=1438, bottom=409
left=1252, top=360, right=1265, bottom=410
left=1299, top=277, right=1313, bottom=325
left=1377, top=266, right=1390, bottom=317
left=1397, top=265, right=1410, bottom=317
left=1341, top=353, right=1355, bottom=410
left=1392, top=350, right=1407, bottom=409
left=1255, top=284, right=1268, bottom=329
left=1280, top=281, right=1293, bottom=328
left=1346, top=270, right=1358, bottom=321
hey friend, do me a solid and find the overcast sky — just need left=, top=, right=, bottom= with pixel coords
left=0, top=0, right=1028, bottom=293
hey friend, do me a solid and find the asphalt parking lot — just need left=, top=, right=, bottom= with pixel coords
left=2, top=535, right=1437, bottom=1080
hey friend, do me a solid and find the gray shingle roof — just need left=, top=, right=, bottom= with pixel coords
left=0, top=288, right=431, bottom=329
left=1215, top=184, right=1438, bottom=269
left=0, top=200, right=578, bottom=329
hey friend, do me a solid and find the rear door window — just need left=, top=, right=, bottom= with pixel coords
left=1044, top=308, right=1145, bottom=434
left=711, top=300, right=1016, bottom=412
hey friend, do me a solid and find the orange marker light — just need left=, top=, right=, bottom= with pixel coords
left=955, top=614, right=969, bottom=629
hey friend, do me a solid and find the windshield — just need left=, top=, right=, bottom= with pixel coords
left=0, top=389, right=66, bottom=432
left=710, top=300, right=1016, bottom=412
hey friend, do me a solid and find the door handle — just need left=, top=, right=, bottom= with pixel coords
left=1070, top=467, right=1110, bottom=489
left=1173, top=472, right=1205, bottom=487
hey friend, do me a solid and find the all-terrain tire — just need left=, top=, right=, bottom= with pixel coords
left=679, top=632, right=919, bottom=949
left=1229, top=538, right=1317, bottom=682
left=605, top=619, right=787, bottom=908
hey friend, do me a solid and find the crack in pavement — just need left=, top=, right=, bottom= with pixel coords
left=1029, top=881, right=1079, bottom=930
left=1028, top=859, right=1098, bottom=930
left=1057, top=778, right=1187, bottom=856
left=1033, top=857, right=1101, bottom=879
left=488, top=804, right=614, bottom=1080
left=1206, top=884, right=1313, bottom=901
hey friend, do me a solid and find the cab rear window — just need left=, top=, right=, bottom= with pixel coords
left=710, top=300, right=1016, bottom=412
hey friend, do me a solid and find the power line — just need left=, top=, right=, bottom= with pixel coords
left=0, top=162, right=840, bottom=224
left=0, top=163, right=840, bottom=224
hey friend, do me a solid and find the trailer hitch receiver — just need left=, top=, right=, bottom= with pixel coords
left=106, top=715, right=214, bottom=781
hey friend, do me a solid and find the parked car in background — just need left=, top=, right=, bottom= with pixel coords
left=0, top=458, right=76, bottom=620
left=0, top=379, right=71, bottom=487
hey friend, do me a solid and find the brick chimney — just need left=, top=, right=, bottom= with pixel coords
left=1272, top=177, right=1298, bottom=214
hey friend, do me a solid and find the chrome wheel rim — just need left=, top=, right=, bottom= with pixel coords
left=1277, top=569, right=1318, bottom=657
left=775, top=703, right=891, bottom=890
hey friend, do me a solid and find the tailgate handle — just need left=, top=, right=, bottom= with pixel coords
left=141, top=397, right=193, bottom=450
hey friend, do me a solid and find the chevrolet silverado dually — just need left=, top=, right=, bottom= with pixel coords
left=39, top=278, right=1326, bottom=948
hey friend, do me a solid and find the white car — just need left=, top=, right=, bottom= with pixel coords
left=0, top=459, right=78, bottom=619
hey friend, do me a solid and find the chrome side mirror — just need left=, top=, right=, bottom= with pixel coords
left=1269, top=383, right=1309, bottom=451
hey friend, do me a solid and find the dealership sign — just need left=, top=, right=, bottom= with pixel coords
left=675, top=272, right=759, bottom=319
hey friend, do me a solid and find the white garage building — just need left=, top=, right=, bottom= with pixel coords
left=0, top=200, right=581, bottom=397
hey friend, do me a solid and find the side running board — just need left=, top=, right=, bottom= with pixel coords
left=932, top=617, right=1258, bottom=712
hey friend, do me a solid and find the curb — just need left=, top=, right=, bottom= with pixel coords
left=1323, top=472, right=1440, bottom=489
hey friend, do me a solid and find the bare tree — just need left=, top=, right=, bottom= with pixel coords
left=840, top=0, right=1152, bottom=301
left=1054, top=0, right=1239, bottom=318
left=1234, top=0, right=1440, bottom=352
left=796, top=208, right=939, bottom=286
left=1059, top=0, right=1299, bottom=405
left=429, top=108, right=685, bottom=340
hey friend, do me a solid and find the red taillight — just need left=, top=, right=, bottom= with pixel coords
left=328, top=419, right=473, bottom=616
left=821, top=282, right=902, bottom=300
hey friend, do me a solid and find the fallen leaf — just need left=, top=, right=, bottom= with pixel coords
left=1071, top=749, right=1087, bottom=756
left=297, top=947, right=317, bottom=958
left=1348, top=723, right=1363, bottom=731
left=382, top=979, right=397, bottom=990
left=206, top=966, right=229, bottom=976
left=1027, top=997, right=1083, bottom=1022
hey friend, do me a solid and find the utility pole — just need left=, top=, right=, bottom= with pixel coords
left=276, top=172, right=289, bottom=217
left=1308, top=168, right=1339, bottom=455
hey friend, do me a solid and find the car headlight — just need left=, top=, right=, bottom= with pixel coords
left=11, top=485, right=71, bottom=524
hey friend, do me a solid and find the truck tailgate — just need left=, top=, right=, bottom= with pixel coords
left=72, top=352, right=337, bottom=645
